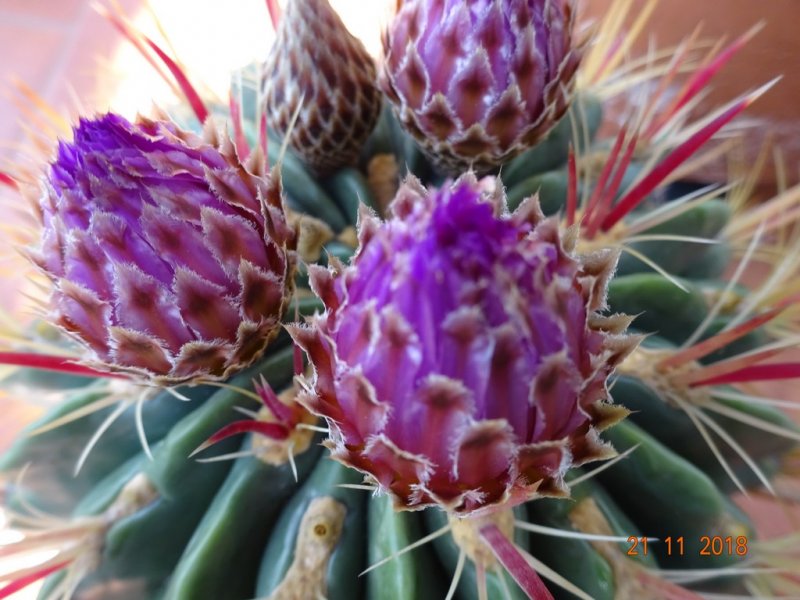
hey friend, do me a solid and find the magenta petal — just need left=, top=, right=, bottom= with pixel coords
left=112, top=262, right=193, bottom=352
left=401, top=374, right=473, bottom=469
left=202, top=206, right=270, bottom=275
left=335, top=368, right=389, bottom=445
left=140, top=203, right=229, bottom=289
left=173, top=268, right=241, bottom=342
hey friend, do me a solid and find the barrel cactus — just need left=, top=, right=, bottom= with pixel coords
left=290, top=174, right=636, bottom=518
left=1, top=0, right=798, bottom=599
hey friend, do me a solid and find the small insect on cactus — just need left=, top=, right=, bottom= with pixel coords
left=2, top=0, right=800, bottom=598
left=29, top=112, right=296, bottom=382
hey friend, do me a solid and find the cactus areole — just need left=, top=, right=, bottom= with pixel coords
left=30, top=113, right=296, bottom=383
left=291, top=175, right=637, bottom=516
left=380, top=0, right=581, bottom=174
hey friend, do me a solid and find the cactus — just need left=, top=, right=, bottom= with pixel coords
left=1, top=0, right=799, bottom=599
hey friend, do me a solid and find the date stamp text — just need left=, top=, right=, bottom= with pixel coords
left=626, top=535, right=749, bottom=557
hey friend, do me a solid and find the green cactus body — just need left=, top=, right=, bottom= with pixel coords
left=367, top=495, right=447, bottom=600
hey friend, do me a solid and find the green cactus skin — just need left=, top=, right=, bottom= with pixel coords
left=599, top=421, right=754, bottom=572
left=424, top=507, right=532, bottom=600
left=525, top=499, right=616, bottom=600
left=608, top=273, right=710, bottom=343
left=0, top=384, right=210, bottom=515
left=323, top=167, right=380, bottom=225
left=615, top=199, right=732, bottom=277
left=613, top=369, right=798, bottom=493
left=367, top=495, right=447, bottom=600
left=501, top=94, right=604, bottom=189
left=72, top=349, right=297, bottom=597
left=507, top=170, right=573, bottom=215
left=255, top=457, right=367, bottom=599
left=264, top=133, right=349, bottom=231
left=165, top=438, right=323, bottom=600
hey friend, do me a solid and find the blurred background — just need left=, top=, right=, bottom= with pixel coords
left=1, top=0, right=799, bottom=597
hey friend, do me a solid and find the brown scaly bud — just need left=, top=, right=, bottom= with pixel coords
left=261, top=0, right=383, bottom=175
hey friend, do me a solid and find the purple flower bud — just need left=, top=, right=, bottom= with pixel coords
left=31, top=113, right=296, bottom=382
left=291, top=175, right=638, bottom=516
left=380, top=0, right=582, bottom=174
